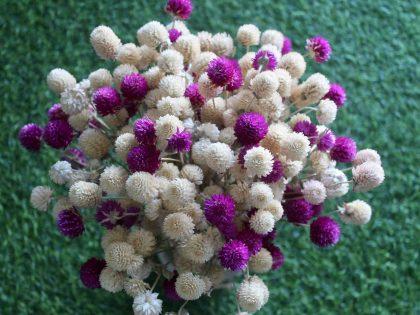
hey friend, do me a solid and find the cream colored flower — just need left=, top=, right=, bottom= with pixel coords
left=78, top=129, right=111, bottom=159
left=244, top=147, right=274, bottom=177
left=137, top=21, right=169, bottom=48
left=211, top=33, right=234, bottom=56
left=163, top=212, right=195, bottom=241
left=90, top=25, right=122, bottom=60
left=237, top=24, right=260, bottom=47
left=30, top=186, right=53, bottom=211
left=340, top=200, right=372, bottom=225
left=279, top=52, right=306, bottom=79
left=47, top=68, right=76, bottom=94
left=99, top=165, right=128, bottom=195
left=353, top=162, right=385, bottom=192
left=99, top=267, right=125, bottom=293
left=261, top=29, right=284, bottom=50
left=250, top=209, right=275, bottom=235
left=205, top=142, right=235, bottom=173
left=250, top=182, right=274, bottom=209
left=250, top=71, right=279, bottom=99
left=249, top=248, right=273, bottom=273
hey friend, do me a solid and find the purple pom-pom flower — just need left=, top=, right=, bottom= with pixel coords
left=234, top=112, right=268, bottom=146
left=253, top=50, right=278, bottom=71
left=281, top=37, right=292, bottom=55
left=207, top=56, right=235, bottom=87
left=265, top=243, right=284, bottom=270
left=330, top=136, right=357, bottom=163
left=164, top=274, right=183, bottom=301
left=284, top=199, right=314, bottom=224
left=56, top=208, right=84, bottom=238
left=43, top=120, right=73, bottom=149
left=317, top=130, right=336, bottom=152
left=323, top=83, right=346, bottom=108
left=306, top=36, right=332, bottom=63
left=293, top=121, right=318, bottom=145
left=80, top=257, right=106, bottom=289
left=167, top=129, right=192, bottom=152
left=311, top=203, right=324, bottom=217
left=48, top=104, right=68, bottom=121
left=126, top=145, right=161, bottom=174
left=95, top=200, right=125, bottom=230
left=261, top=159, right=284, bottom=183
left=168, top=28, right=182, bottom=43
left=18, top=123, right=43, bottom=151
left=166, top=0, right=193, bottom=20
left=237, top=144, right=258, bottom=165
left=226, top=59, right=243, bottom=91
left=218, top=239, right=250, bottom=271
left=93, top=86, right=122, bottom=116
left=133, top=117, right=156, bottom=145
left=204, top=194, right=236, bottom=226
left=121, top=73, right=148, bottom=100
left=184, top=83, right=205, bottom=109
left=237, top=227, right=263, bottom=255
left=310, top=216, right=341, bottom=247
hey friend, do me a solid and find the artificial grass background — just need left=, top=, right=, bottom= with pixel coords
left=1, top=0, right=419, bottom=314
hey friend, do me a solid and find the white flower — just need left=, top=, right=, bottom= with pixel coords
left=60, top=82, right=91, bottom=115
left=133, top=290, right=163, bottom=315
left=197, top=123, right=220, bottom=142
left=30, top=186, right=53, bottom=211
left=49, top=161, right=73, bottom=185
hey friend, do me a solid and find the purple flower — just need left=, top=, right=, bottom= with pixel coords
left=218, top=240, right=250, bottom=271
left=265, top=243, right=284, bottom=270
left=80, top=257, right=106, bottom=289
left=234, top=112, right=268, bottom=146
left=119, top=206, right=140, bottom=229
left=168, top=28, right=182, bottom=43
left=281, top=37, right=292, bottom=55
left=48, top=104, right=68, bottom=121
left=263, top=229, right=277, bottom=242
left=18, top=123, right=43, bottom=151
left=126, top=145, right=161, bottom=174
left=43, top=120, right=73, bottom=149
left=184, top=83, right=205, bottom=109
left=261, top=159, right=284, bottom=183
left=237, top=144, right=258, bottom=165
left=121, top=73, right=148, bottom=100
left=311, top=203, right=324, bottom=217
left=207, top=56, right=235, bottom=87
left=253, top=50, right=278, bottom=71
left=323, top=83, right=346, bottom=108
left=237, top=227, right=263, bottom=255
left=330, top=136, right=357, bottom=163
left=204, top=194, right=236, bottom=226
left=56, top=208, right=84, bottom=238
left=93, top=86, right=122, bottom=116
left=310, top=216, right=341, bottom=247
left=166, top=0, right=193, bottom=20
left=317, top=130, right=336, bottom=152
left=306, top=36, right=332, bottom=63
left=293, top=121, right=318, bottom=145
left=226, top=59, right=243, bottom=92
left=167, top=129, right=192, bottom=152
left=95, top=200, right=125, bottom=230
left=164, top=274, right=183, bottom=301
left=124, top=99, right=140, bottom=118
left=63, top=148, right=87, bottom=169
left=217, top=221, right=238, bottom=239
left=283, top=199, right=314, bottom=224
left=133, top=117, right=156, bottom=145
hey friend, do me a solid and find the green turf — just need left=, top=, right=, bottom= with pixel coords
left=1, top=0, right=419, bottom=314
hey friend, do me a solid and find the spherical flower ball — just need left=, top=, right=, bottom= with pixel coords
left=204, top=193, right=236, bottom=226
left=166, top=0, right=193, bottom=19
left=321, top=168, right=349, bottom=198
left=168, top=28, right=182, bottom=43
left=191, top=51, right=217, bottom=77
left=30, top=186, right=52, bottom=211
left=157, top=162, right=180, bottom=180
left=79, top=257, right=106, bottom=289
left=180, top=164, right=204, bottom=185
left=175, top=273, right=206, bottom=300
left=95, top=200, right=124, bottom=229
left=237, top=227, right=263, bottom=255
left=78, top=128, right=111, bottom=159
left=250, top=182, right=274, bottom=209
left=60, top=83, right=90, bottom=115
left=43, top=120, right=73, bottom=149
left=198, top=73, right=222, bottom=99
left=219, top=239, right=250, bottom=271
left=120, top=73, right=148, bottom=100
left=49, top=160, right=73, bottom=185
left=306, top=36, right=332, bottom=63
left=99, top=267, right=125, bottom=293
left=133, top=117, right=156, bottom=145
left=184, top=83, right=205, bottom=109
left=226, top=59, right=244, bottom=92
left=244, top=147, right=274, bottom=177
left=250, top=209, right=275, bottom=235
left=158, top=49, right=184, bottom=75
left=291, top=73, right=330, bottom=108
left=181, top=233, right=215, bottom=264
left=236, top=277, right=265, bottom=312
left=323, top=82, right=346, bottom=108
left=115, top=43, right=141, bottom=65
left=249, top=248, right=273, bottom=273
left=205, top=142, right=235, bottom=173
left=279, top=52, right=306, bottom=79
left=279, top=132, right=310, bottom=161
left=113, top=64, right=139, bottom=88
left=316, top=99, right=337, bottom=125
left=284, top=199, right=313, bottom=224
left=207, top=56, right=235, bottom=87
left=340, top=200, right=372, bottom=225
left=128, top=228, right=157, bottom=257
left=89, top=68, right=113, bottom=90
left=281, top=36, right=292, bottom=54
left=353, top=149, right=382, bottom=166
left=47, top=104, right=68, bottom=121
left=104, top=241, right=136, bottom=271
left=167, top=129, right=192, bottom=152
left=201, top=97, right=226, bottom=127
left=330, top=136, right=357, bottom=163
left=19, top=123, right=43, bottom=151
left=250, top=71, right=279, bottom=99
left=69, top=181, right=101, bottom=209
left=127, top=145, right=160, bottom=174
left=155, top=114, right=184, bottom=146
left=137, top=45, right=160, bottom=70
left=352, top=161, right=385, bottom=192
left=132, top=290, right=162, bottom=315
left=261, top=199, right=284, bottom=221
left=163, top=178, right=196, bottom=207
left=115, top=133, right=138, bottom=160
left=318, top=129, right=336, bottom=152
left=137, top=21, right=168, bottom=48
left=237, top=24, right=260, bottom=47
left=293, top=120, right=318, bottom=145
left=68, top=110, right=90, bottom=132
left=99, top=165, right=128, bottom=195
left=234, top=112, right=268, bottom=146
left=211, top=32, right=234, bottom=56
left=126, top=172, right=159, bottom=204
left=56, top=208, right=84, bottom=238
left=260, top=122, right=291, bottom=156
left=265, top=243, right=284, bottom=270
left=253, top=50, right=277, bottom=71
left=302, top=180, right=327, bottom=205
left=46, top=68, right=77, bottom=94
left=90, top=25, right=121, bottom=60
left=261, top=159, right=284, bottom=184
left=173, top=34, right=201, bottom=64
left=93, top=86, right=122, bottom=116
left=163, top=212, right=195, bottom=241
left=310, top=216, right=340, bottom=247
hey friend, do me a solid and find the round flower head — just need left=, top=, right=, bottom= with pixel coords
left=89, top=68, right=113, bottom=90
left=302, top=179, right=327, bottom=205
left=167, top=129, right=192, bottom=152
left=115, top=133, right=137, bottom=160
left=284, top=199, right=313, bottom=224
left=261, top=29, right=283, bottom=50
left=43, top=120, right=73, bottom=149
left=137, top=21, right=169, bottom=48
left=198, top=73, right=222, bottom=99
left=249, top=248, right=273, bottom=273
left=250, top=182, right=274, bottom=209
left=158, top=50, right=184, bottom=75
left=95, top=200, right=124, bottom=229
left=234, top=112, right=268, bottom=146
left=163, top=212, right=195, bottom=241
left=120, top=73, right=148, bottom=100
left=237, top=24, right=260, bottom=47
left=78, top=128, right=111, bottom=159
left=281, top=36, right=292, bottom=54
left=310, top=216, right=340, bottom=247
left=168, top=28, right=182, bottom=42
left=226, top=59, right=244, bottom=91
left=157, top=162, right=180, bottom=180
left=93, top=86, right=122, bottom=116
left=207, top=56, right=235, bottom=87
left=321, top=168, right=349, bottom=198
left=318, top=129, right=336, bottom=152
left=236, top=276, right=265, bottom=312
left=30, top=186, right=52, bottom=211
left=99, top=267, right=124, bottom=293
left=353, top=149, right=381, bottom=166
left=291, top=73, right=330, bottom=108
left=211, top=32, right=234, bottom=56
left=127, top=145, right=161, bottom=174
left=340, top=200, right=372, bottom=225
left=244, top=146, right=274, bottom=177
left=253, top=50, right=277, bottom=71
left=237, top=227, right=263, bottom=255
left=175, top=273, right=206, bottom=300
left=133, top=117, right=156, bottom=145
left=180, top=164, right=204, bottom=185
left=250, top=210, right=275, bottom=235
left=90, top=25, right=121, bottom=60
left=116, top=43, right=141, bottom=65
left=128, top=228, right=157, bottom=256
left=48, top=104, right=68, bottom=121
left=330, top=136, right=357, bottom=163
left=49, top=160, right=73, bottom=185
left=219, top=239, right=250, bottom=271
left=306, top=36, right=332, bottom=63
left=99, top=165, right=128, bottom=195
left=279, top=52, right=306, bottom=79
left=180, top=233, right=214, bottom=264
left=205, top=142, right=235, bottom=173
left=80, top=257, right=106, bottom=289
left=166, top=0, right=193, bottom=20
left=204, top=194, right=236, bottom=226
left=250, top=71, right=279, bottom=99
left=60, top=83, right=90, bottom=115
left=56, top=208, right=84, bottom=238
left=293, top=121, right=318, bottom=145
left=104, top=241, right=138, bottom=271
left=265, top=243, right=284, bottom=270
left=47, top=68, right=77, bottom=94
left=261, top=159, right=283, bottom=183
left=69, top=181, right=102, bottom=208
left=133, top=290, right=163, bottom=315
left=19, top=123, right=43, bottom=151
left=316, top=99, right=337, bottom=125
left=184, top=83, right=205, bottom=109
left=164, top=275, right=183, bottom=301
left=324, top=83, right=346, bottom=108
left=352, top=161, right=385, bottom=192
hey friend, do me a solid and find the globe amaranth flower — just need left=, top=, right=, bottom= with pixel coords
left=95, top=200, right=125, bottom=229
left=207, top=56, right=235, bottom=87
left=48, top=104, right=68, bottom=121
left=234, top=112, right=268, bottom=146
left=166, top=0, right=193, bottom=20
left=323, top=83, right=346, bottom=108
left=80, top=257, right=106, bottom=289
left=204, top=193, right=236, bottom=226
left=237, top=144, right=258, bottom=165
left=218, top=239, right=250, bottom=271
left=163, top=274, right=183, bottom=301
left=167, top=129, right=192, bottom=152
left=43, top=120, right=74, bottom=149
left=126, top=145, right=161, bottom=174
left=281, top=37, right=292, bottom=55
left=184, top=83, right=205, bottom=109
left=168, top=28, right=182, bottom=43
left=237, top=227, right=263, bottom=255
left=226, top=59, right=243, bottom=92
left=261, top=159, right=284, bottom=183
left=121, top=73, right=148, bottom=100
left=317, top=130, right=336, bottom=152
left=330, top=136, right=357, bottom=163
left=133, top=290, right=163, bottom=315
left=310, top=216, right=341, bottom=247
left=19, top=123, right=43, bottom=151
left=264, top=243, right=284, bottom=270
left=293, top=121, right=318, bottom=145
left=311, top=203, right=324, bottom=217
left=93, top=86, right=122, bottom=116
left=216, top=221, right=238, bottom=239
left=253, top=50, right=277, bottom=71
left=283, top=199, right=313, bottom=224
left=56, top=208, right=84, bottom=238
left=119, top=206, right=140, bottom=229
left=306, top=36, right=332, bottom=63
left=133, top=117, right=156, bottom=145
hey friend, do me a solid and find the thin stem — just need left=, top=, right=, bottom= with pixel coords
left=178, top=300, right=189, bottom=315
left=179, top=152, right=185, bottom=164
left=162, top=157, right=182, bottom=163
left=151, top=272, right=161, bottom=291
